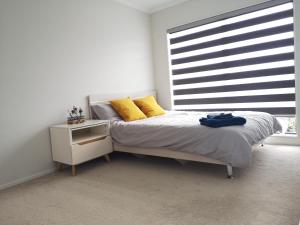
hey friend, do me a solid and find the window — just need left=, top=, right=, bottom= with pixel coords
left=167, top=0, right=296, bottom=133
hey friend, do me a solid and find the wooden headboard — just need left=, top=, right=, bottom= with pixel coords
left=88, top=90, right=156, bottom=119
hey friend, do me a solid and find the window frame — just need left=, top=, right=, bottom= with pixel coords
left=166, top=0, right=299, bottom=142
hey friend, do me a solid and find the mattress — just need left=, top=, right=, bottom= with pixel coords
left=108, top=111, right=282, bottom=167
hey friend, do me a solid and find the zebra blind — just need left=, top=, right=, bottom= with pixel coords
left=167, top=0, right=295, bottom=116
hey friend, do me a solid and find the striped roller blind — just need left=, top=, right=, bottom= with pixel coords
left=167, top=0, right=295, bottom=116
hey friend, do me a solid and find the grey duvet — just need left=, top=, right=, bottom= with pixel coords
left=110, top=111, right=282, bottom=167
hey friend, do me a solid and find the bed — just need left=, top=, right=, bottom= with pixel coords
left=88, top=90, right=282, bottom=178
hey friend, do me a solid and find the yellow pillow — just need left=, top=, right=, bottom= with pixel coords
left=134, top=96, right=165, bottom=117
left=110, top=97, right=146, bottom=122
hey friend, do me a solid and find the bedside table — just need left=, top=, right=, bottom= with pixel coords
left=50, top=120, right=112, bottom=176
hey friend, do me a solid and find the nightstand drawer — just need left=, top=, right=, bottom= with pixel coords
left=72, top=136, right=112, bottom=164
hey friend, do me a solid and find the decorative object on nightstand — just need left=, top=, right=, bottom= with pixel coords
left=50, top=120, right=112, bottom=176
left=67, top=106, right=85, bottom=124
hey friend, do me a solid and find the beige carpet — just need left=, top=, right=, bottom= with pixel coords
left=0, top=145, right=300, bottom=225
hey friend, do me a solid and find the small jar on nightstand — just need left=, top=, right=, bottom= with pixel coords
left=50, top=120, right=112, bottom=176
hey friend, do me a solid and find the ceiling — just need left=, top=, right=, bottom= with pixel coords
left=114, top=0, right=189, bottom=13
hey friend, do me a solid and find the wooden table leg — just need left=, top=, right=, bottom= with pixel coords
left=104, top=154, right=111, bottom=162
left=72, top=165, right=76, bottom=176
left=57, top=162, right=64, bottom=171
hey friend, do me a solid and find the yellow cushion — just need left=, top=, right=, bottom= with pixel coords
left=110, top=97, right=146, bottom=122
left=134, top=96, right=165, bottom=117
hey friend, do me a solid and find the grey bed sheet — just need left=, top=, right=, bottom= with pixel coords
left=109, top=111, right=282, bottom=167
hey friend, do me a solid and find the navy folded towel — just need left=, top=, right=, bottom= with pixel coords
left=207, top=113, right=233, bottom=120
left=200, top=113, right=246, bottom=128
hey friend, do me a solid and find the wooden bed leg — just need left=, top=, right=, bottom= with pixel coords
left=72, top=165, right=76, bottom=176
left=57, top=162, right=64, bottom=171
left=226, top=165, right=233, bottom=179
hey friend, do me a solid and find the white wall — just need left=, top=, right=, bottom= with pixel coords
left=151, top=0, right=300, bottom=145
left=0, top=0, right=154, bottom=188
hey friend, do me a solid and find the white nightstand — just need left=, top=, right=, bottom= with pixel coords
left=50, top=120, right=112, bottom=176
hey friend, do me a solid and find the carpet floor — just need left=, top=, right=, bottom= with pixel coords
left=0, top=145, right=300, bottom=225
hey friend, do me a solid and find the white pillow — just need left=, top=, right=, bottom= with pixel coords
left=91, top=103, right=121, bottom=120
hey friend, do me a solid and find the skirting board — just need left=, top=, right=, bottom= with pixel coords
left=0, top=167, right=56, bottom=191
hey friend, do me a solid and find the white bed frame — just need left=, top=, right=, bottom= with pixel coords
left=88, top=90, right=235, bottom=178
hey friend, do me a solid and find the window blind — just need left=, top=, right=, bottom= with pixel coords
left=167, top=0, right=295, bottom=116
